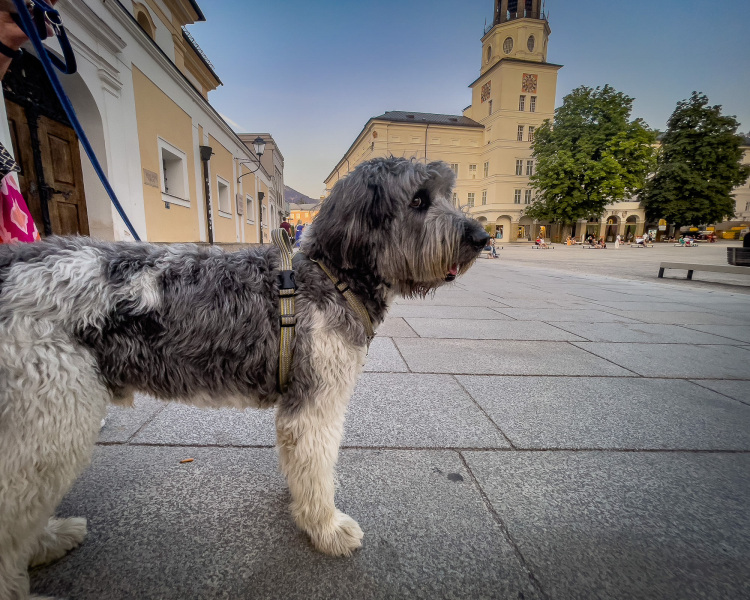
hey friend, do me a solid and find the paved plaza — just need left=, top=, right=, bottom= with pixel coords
left=31, top=242, right=750, bottom=599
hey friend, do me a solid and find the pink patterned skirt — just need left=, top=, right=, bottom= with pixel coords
left=0, top=173, right=41, bottom=244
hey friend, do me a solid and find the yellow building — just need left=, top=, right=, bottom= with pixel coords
left=1, top=0, right=283, bottom=245
left=325, top=0, right=749, bottom=243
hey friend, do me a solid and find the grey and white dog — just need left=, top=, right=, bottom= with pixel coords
left=0, top=156, right=489, bottom=599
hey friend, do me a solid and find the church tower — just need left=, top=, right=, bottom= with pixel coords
left=463, top=0, right=561, bottom=242
left=482, top=0, right=550, bottom=73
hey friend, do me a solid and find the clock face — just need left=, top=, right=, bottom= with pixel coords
left=527, top=35, right=535, bottom=52
left=503, top=37, right=513, bottom=54
left=522, top=73, right=538, bottom=93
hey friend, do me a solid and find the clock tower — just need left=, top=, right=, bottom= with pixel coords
left=482, top=0, right=550, bottom=74
left=462, top=0, right=561, bottom=242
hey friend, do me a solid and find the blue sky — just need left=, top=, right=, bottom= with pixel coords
left=190, top=0, right=750, bottom=198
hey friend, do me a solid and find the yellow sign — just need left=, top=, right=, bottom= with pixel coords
left=658, top=219, right=667, bottom=226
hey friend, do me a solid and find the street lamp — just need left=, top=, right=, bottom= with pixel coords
left=237, top=136, right=266, bottom=182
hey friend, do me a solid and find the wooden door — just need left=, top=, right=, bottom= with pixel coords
left=37, top=115, right=89, bottom=236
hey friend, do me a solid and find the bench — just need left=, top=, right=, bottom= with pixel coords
left=531, top=245, right=552, bottom=249
left=630, top=244, right=654, bottom=248
left=673, top=243, right=699, bottom=247
left=658, top=262, right=750, bottom=280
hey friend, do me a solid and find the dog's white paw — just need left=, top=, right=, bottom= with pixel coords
left=29, top=517, right=88, bottom=567
left=306, top=510, right=363, bottom=557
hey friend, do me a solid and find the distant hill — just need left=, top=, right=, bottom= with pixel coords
left=284, top=186, right=318, bottom=206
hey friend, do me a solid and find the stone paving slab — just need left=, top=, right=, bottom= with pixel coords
left=404, top=317, right=586, bottom=341
left=605, top=310, right=738, bottom=325
left=387, top=304, right=511, bottom=320
left=32, top=447, right=541, bottom=600
left=395, top=339, right=634, bottom=376
left=585, top=300, right=727, bottom=313
left=690, top=379, right=750, bottom=406
left=680, top=324, right=750, bottom=344
left=462, top=451, right=750, bottom=600
left=130, top=403, right=276, bottom=446
left=573, top=342, right=750, bottom=379
left=456, top=376, right=750, bottom=450
left=362, top=337, right=409, bottom=372
left=343, top=373, right=510, bottom=448
left=99, top=394, right=165, bottom=443
left=490, top=308, right=642, bottom=323
left=393, top=291, right=509, bottom=307
left=374, top=316, right=417, bottom=337
left=547, top=322, right=738, bottom=344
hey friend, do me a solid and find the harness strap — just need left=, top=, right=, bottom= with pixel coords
left=271, top=228, right=296, bottom=393
left=312, top=259, right=376, bottom=350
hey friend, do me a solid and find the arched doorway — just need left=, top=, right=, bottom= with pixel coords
left=495, top=215, right=511, bottom=240
left=605, top=216, right=619, bottom=242
left=625, top=215, right=638, bottom=242
left=518, top=216, right=533, bottom=241
left=586, top=218, right=600, bottom=239
left=3, top=52, right=90, bottom=237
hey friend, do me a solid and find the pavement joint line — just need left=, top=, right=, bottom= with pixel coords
left=677, top=323, right=750, bottom=344
left=686, top=380, right=750, bottom=408
left=369, top=369, right=749, bottom=381
left=565, top=341, right=660, bottom=377
left=124, top=400, right=168, bottom=444
left=388, top=337, right=414, bottom=371
left=542, top=320, right=595, bottom=342
left=456, top=450, right=551, bottom=600
left=452, top=374, right=518, bottom=449
left=394, top=318, right=420, bottom=338
left=95, top=442, right=750, bottom=453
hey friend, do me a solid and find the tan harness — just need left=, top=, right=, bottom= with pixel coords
left=271, top=228, right=375, bottom=393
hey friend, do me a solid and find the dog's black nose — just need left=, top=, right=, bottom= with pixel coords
left=465, top=222, right=490, bottom=250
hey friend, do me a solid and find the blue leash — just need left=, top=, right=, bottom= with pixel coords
left=11, top=0, right=141, bottom=241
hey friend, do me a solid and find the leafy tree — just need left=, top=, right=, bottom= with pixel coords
left=640, top=92, right=750, bottom=228
left=527, top=85, right=656, bottom=224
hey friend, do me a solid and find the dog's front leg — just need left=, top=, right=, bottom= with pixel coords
left=274, top=333, right=364, bottom=556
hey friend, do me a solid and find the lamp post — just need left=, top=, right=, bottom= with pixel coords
left=238, top=137, right=266, bottom=242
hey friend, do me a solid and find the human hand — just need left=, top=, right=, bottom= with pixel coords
left=0, top=0, right=59, bottom=51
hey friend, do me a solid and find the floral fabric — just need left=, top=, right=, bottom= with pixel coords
left=0, top=173, right=41, bottom=244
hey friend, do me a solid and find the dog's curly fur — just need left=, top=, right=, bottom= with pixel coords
left=0, top=157, right=488, bottom=599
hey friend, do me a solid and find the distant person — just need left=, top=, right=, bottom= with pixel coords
left=280, top=218, right=291, bottom=236
left=743, top=230, right=750, bottom=248
left=615, top=234, right=621, bottom=249
left=490, top=237, right=498, bottom=258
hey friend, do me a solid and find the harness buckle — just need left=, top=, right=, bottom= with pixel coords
left=277, top=269, right=297, bottom=292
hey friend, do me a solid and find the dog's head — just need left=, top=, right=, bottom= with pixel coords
left=303, top=157, right=489, bottom=296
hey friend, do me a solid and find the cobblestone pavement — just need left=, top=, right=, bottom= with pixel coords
left=31, top=245, right=750, bottom=600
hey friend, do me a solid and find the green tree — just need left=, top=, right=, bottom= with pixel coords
left=527, top=84, right=656, bottom=224
left=640, top=92, right=750, bottom=228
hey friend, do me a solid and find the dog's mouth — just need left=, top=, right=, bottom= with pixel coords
left=445, top=264, right=459, bottom=282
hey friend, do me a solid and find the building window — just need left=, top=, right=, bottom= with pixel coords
left=158, top=138, right=189, bottom=205
left=528, top=126, right=535, bottom=142
left=216, top=176, right=231, bottom=215
left=519, top=95, right=526, bottom=111
left=526, top=160, right=534, bottom=176
left=467, top=193, right=475, bottom=208
left=514, top=189, right=521, bottom=204
left=450, top=163, right=459, bottom=177
left=469, top=164, right=477, bottom=178
left=482, top=190, right=487, bottom=205
left=483, top=161, right=489, bottom=177
left=246, top=195, right=254, bottom=223
left=530, top=96, right=537, bottom=112
left=524, top=189, right=532, bottom=204
left=517, top=125, right=524, bottom=141
left=515, top=159, right=523, bottom=176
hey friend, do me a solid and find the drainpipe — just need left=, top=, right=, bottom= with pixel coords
left=199, top=145, right=214, bottom=243
left=424, top=123, right=430, bottom=162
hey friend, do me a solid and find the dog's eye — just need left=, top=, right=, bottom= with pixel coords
left=410, top=189, right=430, bottom=209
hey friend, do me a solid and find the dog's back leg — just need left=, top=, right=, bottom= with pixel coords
left=274, top=322, right=365, bottom=556
left=0, top=323, right=108, bottom=599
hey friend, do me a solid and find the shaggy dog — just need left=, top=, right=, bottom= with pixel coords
left=0, top=157, right=489, bottom=599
